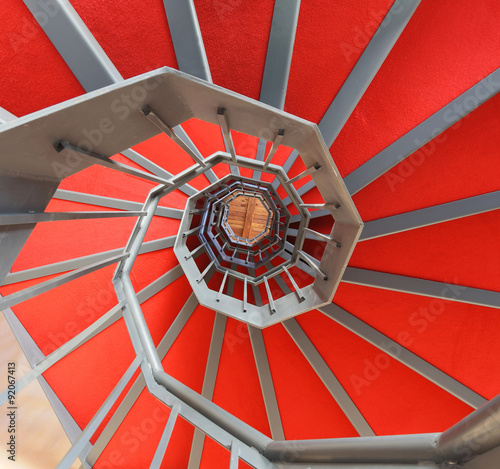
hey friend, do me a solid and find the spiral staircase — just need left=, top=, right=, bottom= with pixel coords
left=1, top=1, right=500, bottom=468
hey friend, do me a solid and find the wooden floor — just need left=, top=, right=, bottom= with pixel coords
left=226, top=195, right=270, bottom=240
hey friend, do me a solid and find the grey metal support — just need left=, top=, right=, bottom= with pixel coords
left=142, top=107, right=207, bottom=167
left=162, top=0, right=212, bottom=82
left=217, top=108, right=237, bottom=163
left=0, top=253, right=128, bottom=311
left=254, top=0, right=300, bottom=179
left=0, top=211, right=146, bottom=225
left=188, top=312, right=228, bottom=469
left=55, top=141, right=174, bottom=186
left=2, top=236, right=175, bottom=285
left=23, top=0, right=123, bottom=91
left=248, top=326, right=285, bottom=440
left=53, top=189, right=181, bottom=219
left=318, top=0, right=422, bottom=148
left=263, top=433, right=442, bottom=464
left=437, top=392, right=500, bottom=462
left=300, top=203, right=339, bottom=211
left=272, top=149, right=300, bottom=191
left=263, top=129, right=286, bottom=170
left=342, top=267, right=500, bottom=309
left=264, top=276, right=277, bottom=314
left=282, top=179, right=316, bottom=205
left=259, top=0, right=301, bottom=109
left=56, top=355, right=143, bottom=469
left=121, top=148, right=198, bottom=197
left=304, top=228, right=339, bottom=245
left=283, top=266, right=305, bottom=302
left=196, top=259, right=215, bottom=283
left=299, top=251, right=327, bottom=280
left=320, top=303, right=487, bottom=409
left=252, top=139, right=269, bottom=181
left=345, top=67, right=500, bottom=194
left=217, top=270, right=229, bottom=302
left=230, top=441, right=240, bottom=469
left=286, top=164, right=321, bottom=184
left=173, top=125, right=219, bottom=183
left=283, top=319, right=375, bottom=437
left=290, top=209, right=330, bottom=223
left=243, top=277, right=248, bottom=312
left=360, top=190, right=500, bottom=240
left=149, top=402, right=180, bottom=469
left=188, top=269, right=236, bottom=469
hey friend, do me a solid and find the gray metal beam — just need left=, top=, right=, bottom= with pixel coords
left=85, top=294, right=199, bottom=467
left=2, top=235, right=174, bottom=285
left=0, top=253, right=128, bottom=310
left=149, top=402, right=180, bottom=469
left=230, top=441, right=240, bottom=469
left=290, top=209, right=330, bottom=223
left=318, top=0, right=421, bottom=148
left=188, top=270, right=236, bottom=468
left=23, top=0, right=123, bottom=92
left=264, top=433, right=442, bottom=464
left=0, top=210, right=146, bottom=225
left=162, top=0, right=212, bottom=82
left=188, top=312, right=227, bottom=469
left=344, top=67, right=500, bottom=195
left=360, top=190, right=500, bottom=241
left=55, top=141, right=173, bottom=186
left=320, top=303, right=487, bottom=409
left=173, top=125, right=218, bottom=184
left=121, top=148, right=198, bottom=197
left=259, top=0, right=301, bottom=109
left=53, top=189, right=181, bottom=218
left=342, top=267, right=500, bottom=310
left=141, top=107, right=219, bottom=183
left=248, top=325, right=285, bottom=440
left=283, top=319, right=375, bottom=437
